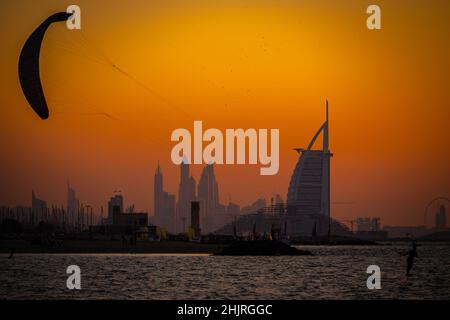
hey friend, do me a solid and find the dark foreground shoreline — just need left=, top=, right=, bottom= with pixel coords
left=2, top=238, right=448, bottom=255
left=0, top=239, right=312, bottom=255
left=0, top=237, right=376, bottom=255
left=0, top=239, right=225, bottom=254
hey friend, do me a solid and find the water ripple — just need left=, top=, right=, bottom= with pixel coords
left=1, top=244, right=449, bottom=299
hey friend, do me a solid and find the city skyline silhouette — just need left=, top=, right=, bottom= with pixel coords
left=0, top=1, right=449, bottom=228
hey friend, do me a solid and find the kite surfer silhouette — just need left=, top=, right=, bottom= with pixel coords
left=405, top=242, right=418, bottom=276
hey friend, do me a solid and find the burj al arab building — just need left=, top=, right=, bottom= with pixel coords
left=215, top=100, right=348, bottom=236
left=287, top=100, right=332, bottom=218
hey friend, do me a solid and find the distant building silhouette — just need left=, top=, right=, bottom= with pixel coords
left=281, top=100, right=333, bottom=235
left=2, top=187, right=99, bottom=232
left=356, top=217, right=380, bottom=232
left=226, top=202, right=240, bottom=216
left=1, top=205, right=68, bottom=229
left=198, top=164, right=220, bottom=233
left=154, top=162, right=163, bottom=218
left=241, top=198, right=266, bottom=215
left=153, top=162, right=176, bottom=233
left=112, top=211, right=147, bottom=227
left=287, top=100, right=331, bottom=218
left=163, top=193, right=176, bottom=232
left=190, top=201, right=201, bottom=237
left=108, top=194, right=123, bottom=224
left=31, top=190, right=47, bottom=210
left=275, top=194, right=284, bottom=205
left=67, top=183, right=78, bottom=219
left=176, top=160, right=196, bottom=233
left=436, top=205, right=447, bottom=230
left=353, top=217, right=387, bottom=240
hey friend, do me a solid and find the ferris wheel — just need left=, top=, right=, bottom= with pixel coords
left=424, top=197, right=449, bottom=228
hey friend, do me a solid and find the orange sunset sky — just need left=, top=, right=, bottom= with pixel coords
left=0, top=0, right=449, bottom=227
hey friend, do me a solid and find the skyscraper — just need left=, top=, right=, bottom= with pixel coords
left=198, top=164, right=220, bottom=233
left=164, top=193, right=176, bottom=233
left=67, top=183, right=78, bottom=215
left=153, top=162, right=176, bottom=233
left=108, top=194, right=123, bottom=224
left=287, top=100, right=332, bottom=217
left=67, top=183, right=78, bottom=228
left=284, top=100, right=333, bottom=235
left=190, top=201, right=201, bottom=237
left=176, top=160, right=196, bottom=233
left=154, top=162, right=163, bottom=219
